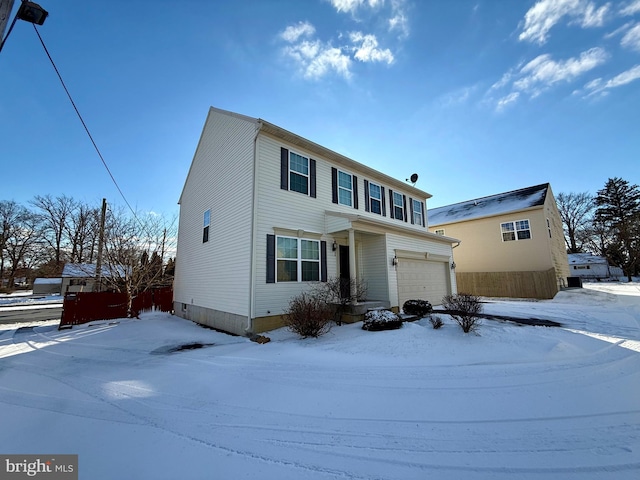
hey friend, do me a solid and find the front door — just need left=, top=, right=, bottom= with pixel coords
left=339, top=245, right=350, bottom=299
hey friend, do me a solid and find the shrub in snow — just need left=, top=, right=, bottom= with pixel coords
left=284, top=292, right=334, bottom=338
left=429, top=315, right=444, bottom=329
left=362, top=309, right=403, bottom=331
left=313, top=276, right=368, bottom=325
left=442, top=293, right=483, bottom=333
left=402, top=299, right=433, bottom=318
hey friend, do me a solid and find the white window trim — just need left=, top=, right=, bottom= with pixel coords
left=501, top=219, right=531, bottom=242
left=412, top=199, right=423, bottom=226
left=369, top=181, right=382, bottom=214
left=275, top=235, right=320, bottom=283
left=289, top=151, right=310, bottom=196
left=337, top=170, right=353, bottom=207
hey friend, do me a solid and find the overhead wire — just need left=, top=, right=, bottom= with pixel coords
left=31, top=24, right=141, bottom=225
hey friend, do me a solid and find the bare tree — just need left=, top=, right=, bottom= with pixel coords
left=65, top=202, right=100, bottom=263
left=2, top=206, right=43, bottom=289
left=556, top=192, right=595, bottom=253
left=31, top=194, right=77, bottom=270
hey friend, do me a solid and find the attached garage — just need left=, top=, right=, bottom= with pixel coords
left=396, top=250, right=452, bottom=308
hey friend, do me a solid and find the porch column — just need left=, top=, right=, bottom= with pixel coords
left=348, top=228, right=357, bottom=299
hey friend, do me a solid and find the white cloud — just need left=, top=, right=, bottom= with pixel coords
left=389, top=0, right=410, bottom=38
left=621, top=22, right=640, bottom=51
left=282, top=37, right=353, bottom=80
left=604, top=21, right=634, bottom=39
left=620, top=0, right=640, bottom=16
left=329, top=0, right=385, bottom=14
left=488, top=48, right=608, bottom=109
left=280, top=21, right=316, bottom=43
left=578, top=64, right=640, bottom=96
left=519, top=0, right=611, bottom=45
left=349, top=32, right=394, bottom=63
left=496, top=92, right=520, bottom=111
left=513, top=48, right=608, bottom=95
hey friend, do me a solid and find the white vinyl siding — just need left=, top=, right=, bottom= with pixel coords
left=174, top=109, right=255, bottom=318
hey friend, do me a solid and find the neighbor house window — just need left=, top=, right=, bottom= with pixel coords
left=338, top=171, right=353, bottom=206
left=276, top=236, right=320, bottom=282
left=393, top=192, right=404, bottom=220
left=435, top=229, right=445, bottom=236
left=203, top=209, right=211, bottom=243
left=412, top=199, right=423, bottom=226
left=547, top=218, right=552, bottom=238
left=501, top=219, right=531, bottom=241
left=289, top=152, right=309, bottom=195
left=369, top=182, right=382, bottom=214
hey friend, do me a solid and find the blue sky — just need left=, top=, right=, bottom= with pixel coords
left=1, top=0, right=639, bottom=217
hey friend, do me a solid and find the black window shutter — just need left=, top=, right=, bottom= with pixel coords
left=381, top=187, right=386, bottom=216
left=389, top=189, right=395, bottom=219
left=280, top=148, right=288, bottom=190
left=409, top=197, right=414, bottom=224
left=421, top=201, right=426, bottom=228
left=353, top=175, right=358, bottom=209
left=403, top=195, right=408, bottom=222
left=310, top=159, right=317, bottom=198
left=331, top=167, right=338, bottom=204
left=266, top=234, right=276, bottom=283
left=321, top=241, right=327, bottom=282
left=364, top=180, right=370, bottom=212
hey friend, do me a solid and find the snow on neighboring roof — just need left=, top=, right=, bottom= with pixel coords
left=428, top=183, right=549, bottom=227
left=62, top=263, right=124, bottom=278
left=34, top=277, right=62, bottom=285
left=568, top=253, right=609, bottom=266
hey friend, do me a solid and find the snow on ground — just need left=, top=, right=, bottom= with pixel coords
left=0, top=291, right=63, bottom=310
left=0, top=283, right=639, bottom=479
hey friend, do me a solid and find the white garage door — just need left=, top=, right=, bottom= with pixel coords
left=397, top=259, right=450, bottom=308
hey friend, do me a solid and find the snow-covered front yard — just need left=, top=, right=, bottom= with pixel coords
left=1, top=283, right=639, bottom=479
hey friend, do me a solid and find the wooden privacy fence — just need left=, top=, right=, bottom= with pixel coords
left=60, top=287, right=173, bottom=327
left=455, top=268, right=559, bottom=299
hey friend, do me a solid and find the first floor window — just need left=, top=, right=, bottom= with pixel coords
left=501, top=219, right=531, bottom=241
left=412, top=199, right=423, bottom=226
left=277, top=236, right=320, bottom=282
left=203, top=209, right=211, bottom=243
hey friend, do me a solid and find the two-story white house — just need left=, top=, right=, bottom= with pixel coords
left=174, top=107, right=458, bottom=336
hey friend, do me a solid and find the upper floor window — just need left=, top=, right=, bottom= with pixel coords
left=412, top=199, right=423, bottom=226
left=369, top=182, right=382, bottom=214
left=203, top=209, right=211, bottom=243
left=276, top=236, right=320, bottom=282
left=393, top=192, right=404, bottom=220
left=501, top=219, right=531, bottom=241
left=281, top=147, right=316, bottom=198
left=338, top=171, right=353, bottom=206
left=434, top=229, right=445, bottom=236
left=289, top=152, right=309, bottom=195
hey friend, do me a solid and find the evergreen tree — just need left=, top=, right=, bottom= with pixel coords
left=594, top=178, right=640, bottom=281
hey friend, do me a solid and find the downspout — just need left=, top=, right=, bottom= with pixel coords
left=246, top=122, right=262, bottom=335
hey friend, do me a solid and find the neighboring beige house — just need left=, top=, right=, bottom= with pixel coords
left=428, top=183, right=569, bottom=299
left=174, top=107, right=459, bottom=336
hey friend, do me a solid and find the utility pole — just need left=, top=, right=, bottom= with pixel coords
left=94, top=198, right=107, bottom=292
left=0, top=0, right=16, bottom=44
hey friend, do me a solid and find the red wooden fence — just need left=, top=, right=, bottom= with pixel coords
left=60, top=287, right=173, bottom=327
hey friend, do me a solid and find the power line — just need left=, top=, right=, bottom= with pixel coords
left=31, top=24, right=140, bottom=222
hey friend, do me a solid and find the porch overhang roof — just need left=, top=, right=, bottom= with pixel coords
left=325, top=210, right=460, bottom=244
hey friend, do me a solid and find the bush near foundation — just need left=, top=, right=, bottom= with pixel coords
left=362, top=309, right=403, bottom=331
left=402, top=299, right=433, bottom=317
left=284, top=292, right=334, bottom=338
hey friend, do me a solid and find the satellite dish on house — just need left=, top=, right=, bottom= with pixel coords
left=406, top=173, right=418, bottom=185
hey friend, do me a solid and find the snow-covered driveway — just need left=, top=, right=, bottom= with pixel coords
left=0, top=283, right=639, bottom=479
